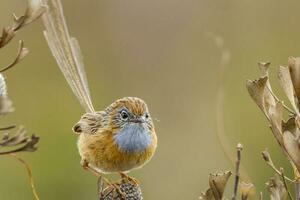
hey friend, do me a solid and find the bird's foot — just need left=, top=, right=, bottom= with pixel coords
left=119, top=172, right=140, bottom=186
left=81, top=159, right=112, bottom=186
left=98, top=177, right=126, bottom=200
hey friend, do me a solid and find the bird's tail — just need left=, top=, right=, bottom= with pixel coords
left=41, top=0, right=95, bottom=113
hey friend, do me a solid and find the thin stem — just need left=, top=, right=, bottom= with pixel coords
left=232, top=143, right=243, bottom=200
left=0, top=40, right=28, bottom=73
left=0, top=125, right=16, bottom=131
left=280, top=168, right=293, bottom=200
left=267, top=86, right=295, bottom=114
left=9, top=153, right=40, bottom=200
left=262, top=150, right=293, bottom=182
left=294, top=180, right=300, bottom=200
left=267, top=163, right=293, bottom=182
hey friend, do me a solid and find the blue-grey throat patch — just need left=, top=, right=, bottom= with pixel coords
left=113, top=123, right=152, bottom=153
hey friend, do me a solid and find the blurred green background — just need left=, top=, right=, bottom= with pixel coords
left=0, top=0, right=299, bottom=199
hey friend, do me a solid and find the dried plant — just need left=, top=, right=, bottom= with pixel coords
left=246, top=57, right=300, bottom=199
left=198, top=143, right=297, bottom=200
left=0, top=0, right=46, bottom=200
left=199, top=144, right=255, bottom=200
left=199, top=41, right=300, bottom=199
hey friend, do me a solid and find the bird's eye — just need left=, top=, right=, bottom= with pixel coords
left=120, top=110, right=129, bottom=120
left=145, top=113, right=149, bottom=119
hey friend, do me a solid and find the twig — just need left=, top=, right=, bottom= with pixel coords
left=294, top=180, right=300, bottom=200
left=0, top=40, right=28, bottom=73
left=260, top=192, right=263, bottom=200
left=266, top=86, right=295, bottom=114
left=261, top=150, right=293, bottom=182
left=232, top=143, right=243, bottom=200
left=0, top=125, right=16, bottom=131
left=280, top=168, right=293, bottom=200
left=9, top=153, right=40, bottom=200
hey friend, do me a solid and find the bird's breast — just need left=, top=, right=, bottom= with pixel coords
left=113, top=123, right=152, bottom=153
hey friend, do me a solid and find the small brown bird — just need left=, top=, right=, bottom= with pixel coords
left=41, top=0, right=157, bottom=185
left=74, top=97, right=157, bottom=174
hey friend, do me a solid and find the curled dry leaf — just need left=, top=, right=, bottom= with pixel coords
left=268, top=102, right=284, bottom=147
left=0, top=126, right=39, bottom=155
left=240, top=182, right=254, bottom=200
left=246, top=76, right=273, bottom=119
left=266, top=174, right=287, bottom=200
left=280, top=117, right=300, bottom=172
left=288, top=57, right=300, bottom=107
left=208, top=171, right=232, bottom=200
left=199, top=171, right=232, bottom=200
left=278, top=66, right=299, bottom=114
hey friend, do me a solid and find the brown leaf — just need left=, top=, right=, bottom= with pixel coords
left=268, top=102, right=284, bottom=146
left=208, top=171, right=232, bottom=200
left=278, top=66, right=299, bottom=114
left=0, top=126, right=27, bottom=146
left=246, top=76, right=276, bottom=120
left=282, top=130, right=300, bottom=172
left=0, top=27, right=15, bottom=48
left=288, top=57, right=300, bottom=106
left=266, top=174, right=287, bottom=200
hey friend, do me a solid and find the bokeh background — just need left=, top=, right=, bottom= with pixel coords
left=0, top=0, right=300, bottom=199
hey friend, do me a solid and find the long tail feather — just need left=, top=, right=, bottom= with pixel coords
left=41, top=0, right=94, bottom=113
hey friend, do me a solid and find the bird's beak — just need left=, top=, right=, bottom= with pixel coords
left=130, top=117, right=145, bottom=123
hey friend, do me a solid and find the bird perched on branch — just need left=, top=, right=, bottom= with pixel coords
left=41, top=0, right=157, bottom=187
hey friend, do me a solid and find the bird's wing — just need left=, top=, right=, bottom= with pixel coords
left=41, top=0, right=94, bottom=113
left=73, top=111, right=108, bottom=134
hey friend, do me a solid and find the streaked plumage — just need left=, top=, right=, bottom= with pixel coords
left=76, top=97, right=157, bottom=173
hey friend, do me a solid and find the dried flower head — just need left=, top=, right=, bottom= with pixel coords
left=199, top=171, right=232, bottom=200
left=98, top=178, right=143, bottom=200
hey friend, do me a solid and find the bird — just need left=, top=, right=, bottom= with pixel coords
left=74, top=97, right=157, bottom=177
left=41, top=0, right=157, bottom=188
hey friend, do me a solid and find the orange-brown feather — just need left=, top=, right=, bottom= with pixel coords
left=77, top=128, right=157, bottom=173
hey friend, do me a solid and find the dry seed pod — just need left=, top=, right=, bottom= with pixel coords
left=98, top=178, right=143, bottom=200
